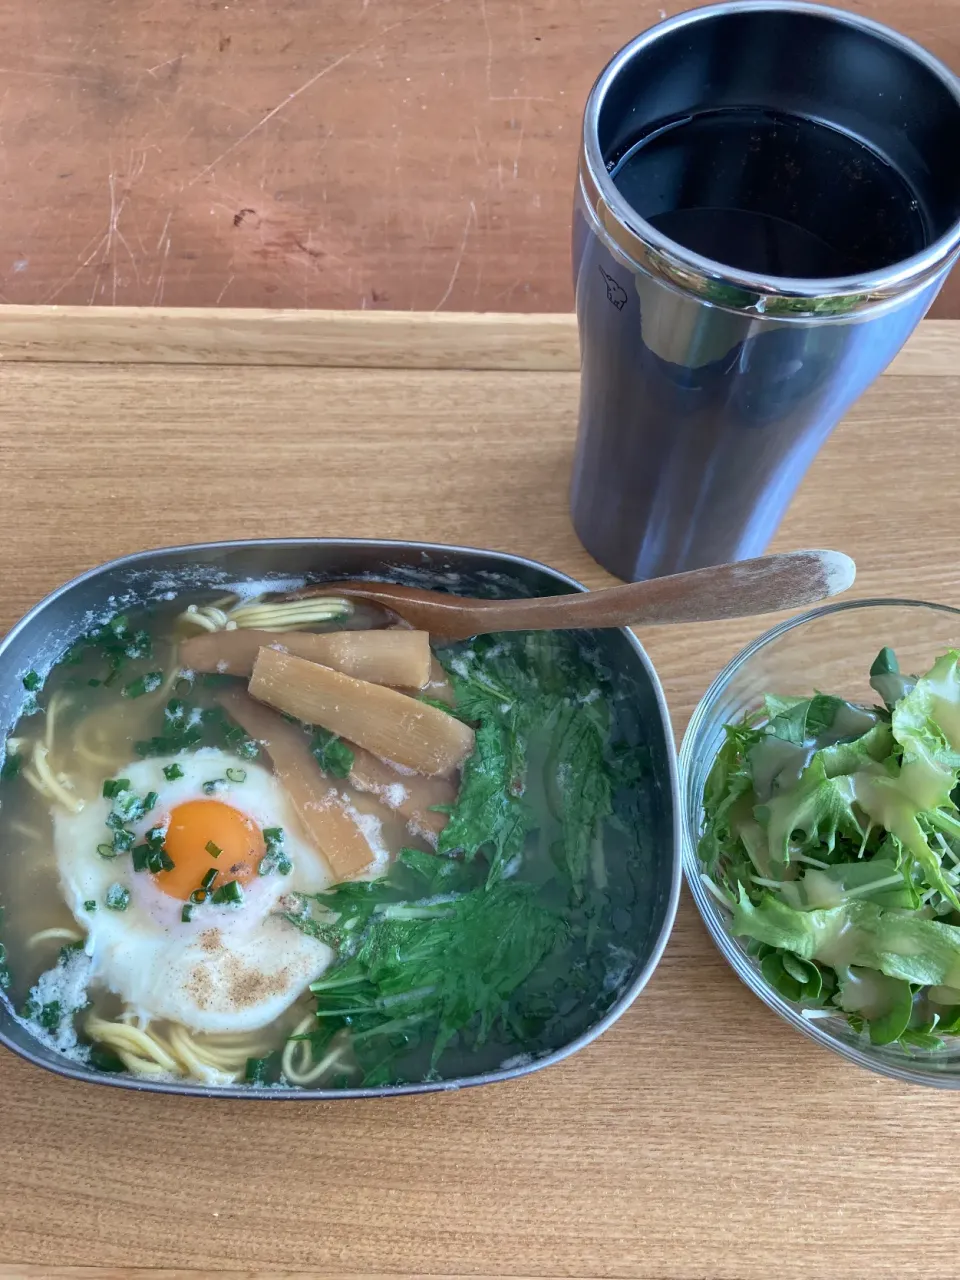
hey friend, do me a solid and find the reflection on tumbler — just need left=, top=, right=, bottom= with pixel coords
left=570, top=4, right=960, bottom=581
left=571, top=211, right=935, bottom=580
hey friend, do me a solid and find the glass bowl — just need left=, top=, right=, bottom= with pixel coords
left=680, top=598, right=960, bottom=1088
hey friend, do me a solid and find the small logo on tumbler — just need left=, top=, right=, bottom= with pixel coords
left=599, top=266, right=627, bottom=310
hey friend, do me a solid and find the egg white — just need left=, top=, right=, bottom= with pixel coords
left=53, top=749, right=334, bottom=1034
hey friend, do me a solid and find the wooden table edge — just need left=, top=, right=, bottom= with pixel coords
left=0, top=306, right=952, bottom=375
left=0, top=1260, right=612, bottom=1279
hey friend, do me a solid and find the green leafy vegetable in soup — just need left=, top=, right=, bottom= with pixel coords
left=700, top=647, right=960, bottom=1050
left=0, top=592, right=649, bottom=1090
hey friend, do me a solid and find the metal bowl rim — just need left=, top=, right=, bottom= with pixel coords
left=0, top=536, right=681, bottom=1099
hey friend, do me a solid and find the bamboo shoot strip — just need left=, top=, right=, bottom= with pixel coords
left=181, top=628, right=432, bottom=688
left=249, top=647, right=475, bottom=778
left=217, top=688, right=381, bottom=881
left=348, top=745, right=456, bottom=844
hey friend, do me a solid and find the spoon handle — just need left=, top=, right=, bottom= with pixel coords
left=452, top=550, right=856, bottom=634
left=300, top=549, right=855, bottom=638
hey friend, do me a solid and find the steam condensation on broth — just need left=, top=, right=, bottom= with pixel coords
left=0, top=586, right=652, bottom=1090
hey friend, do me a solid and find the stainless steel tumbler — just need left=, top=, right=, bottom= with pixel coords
left=571, top=1, right=960, bottom=581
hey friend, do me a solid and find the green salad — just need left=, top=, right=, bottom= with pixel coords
left=699, top=646, right=960, bottom=1051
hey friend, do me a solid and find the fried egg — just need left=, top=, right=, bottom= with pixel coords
left=52, top=749, right=334, bottom=1034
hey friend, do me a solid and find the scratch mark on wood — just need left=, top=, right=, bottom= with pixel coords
left=145, top=55, right=184, bottom=77
left=152, top=235, right=171, bottom=305
left=191, top=0, right=449, bottom=184
left=155, top=211, right=173, bottom=253
left=215, top=274, right=235, bottom=305
left=433, top=200, right=476, bottom=311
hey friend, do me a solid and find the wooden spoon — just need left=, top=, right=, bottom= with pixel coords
left=286, top=549, right=855, bottom=641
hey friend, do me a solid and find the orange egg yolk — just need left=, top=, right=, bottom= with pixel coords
left=155, top=799, right=266, bottom=901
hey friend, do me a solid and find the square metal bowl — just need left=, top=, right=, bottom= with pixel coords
left=0, top=538, right=680, bottom=1097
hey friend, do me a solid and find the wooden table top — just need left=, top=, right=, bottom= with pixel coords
left=1, top=0, right=959, bottom=318
left=0, top=308, right=958, bottom=1280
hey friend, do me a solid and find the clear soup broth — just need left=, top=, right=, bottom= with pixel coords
left=0, top=582, right=652, bottom=1090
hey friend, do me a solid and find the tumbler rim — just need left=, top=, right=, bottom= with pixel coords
left=580, top=0, right=960, bottom=318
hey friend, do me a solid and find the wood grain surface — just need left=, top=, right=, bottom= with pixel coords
left=0, top=311, right=958, bottom=1280
left=0, top=0, right=958, bottom=318
left=0, top=306, right=953, bottom=374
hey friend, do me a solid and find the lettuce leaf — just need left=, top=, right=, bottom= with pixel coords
left=732, top=892, right=960, bottom=989
left=778, top=858, right=916, bottom=911
left=759, top=754, right=864, bottom=866
left=891, top=650, right=960, bottom=810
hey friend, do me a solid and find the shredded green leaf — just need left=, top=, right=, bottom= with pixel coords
left=293, top=849, right=568, bottom=1081
left=700, top=648, right=960, bottom=1051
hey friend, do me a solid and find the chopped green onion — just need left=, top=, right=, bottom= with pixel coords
left=102, top=778, right=131, bottom=799
left=112, top=829, right=135, bottom=853
left=205, top=840, right=222, bottom=859
left=310, top=728, right=354, bottom=778
left=200, top=868, right=218, bottom=891
left=427, top=803, right=454, bottom=815
left=145, top=825, right=165, bottom=848
left=38, top=1000, right=61, bottom=1030
left=83, top=899, right=97, bottom=912
left=97, top=842, right=118, bottom=859
left=88, top=677, right=102, bottom=688
left=181, top=904, right=193, bottom=923
left=188, top=888, right=207, bottom=905
left=104, top=811, right=125, bottom=831
left=0, top=942, right=5, bottom=964
left=236, top=739, right=260, bottom=760
left=22, top=671, right=42, bottom=692
left=211, top=879, right=243, bottom=905
left=132, top=846, right=149, bottom=872
left=163, top=763, right=184, bottom=781
left=105, top=883, right=130, bottom=911
left=122, top=671, right=163, bottom=699
left=114, top=791, right=144, bottom=821
left=258, top=826, right=291, bottom=876
left=143, top=790, right=159, bottom=812
left=1, top=751, right=22, bottom=780
left=225, top=767, right=246, bottom=784
left=202, top=779, right=225, bottom=795
left=147, top=848, right=174, bottom=874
